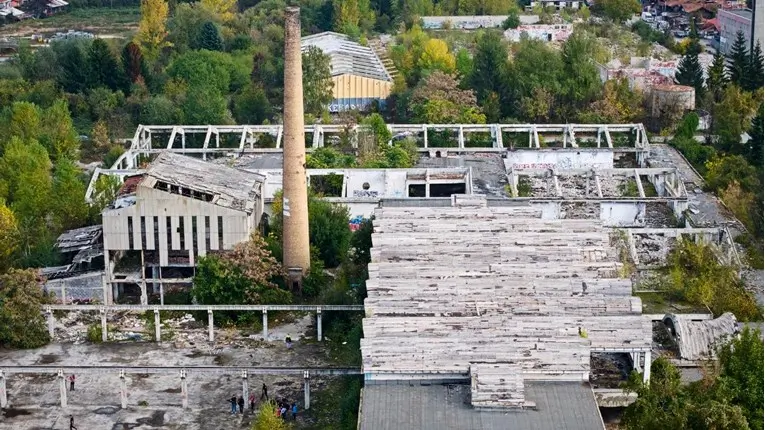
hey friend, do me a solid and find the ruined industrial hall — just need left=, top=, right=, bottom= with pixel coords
left=22, top=115, right=747, bottom=430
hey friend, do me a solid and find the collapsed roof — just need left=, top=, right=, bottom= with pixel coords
left=301, top=32, right=392, bottom=82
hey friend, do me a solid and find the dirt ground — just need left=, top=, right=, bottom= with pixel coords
left=0, top=314, right=346, bottom=429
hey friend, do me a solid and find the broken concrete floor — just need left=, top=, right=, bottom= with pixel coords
left=0, top=314, right=341, bottom=429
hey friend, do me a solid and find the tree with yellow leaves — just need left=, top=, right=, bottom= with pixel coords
left=418, top=39, right=455, bottom=75
left=0, top=201, right=18, bottom=271
left=201, top=0, right=236, bottom=22
left=134, top=0, right=172, bottom=62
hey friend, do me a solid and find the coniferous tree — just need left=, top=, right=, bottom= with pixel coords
left=748, top=104, right=763, bottom=168
left=706, top=52, right=728, bottom=103
left=745, top=41, right=764, bottom=91
left=675, top=20, right=704, bottom=101
left=195, top=21, right=224, bottom=52
left=726, top=31, right=750, bottom=87
left=88, top=39, right=128, bottom=92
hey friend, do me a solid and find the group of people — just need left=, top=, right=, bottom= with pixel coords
left=227, top=383, right=298, bottom=421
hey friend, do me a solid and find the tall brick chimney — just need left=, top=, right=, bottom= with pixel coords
left=282, top=6, right=310, bottom=284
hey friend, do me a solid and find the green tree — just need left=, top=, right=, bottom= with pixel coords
left=560, top=31, right=602, bottom=110
left=51, top=159, right=89, bottom=231
left=746, top=41, right=764, bottom=91
left=333, top=0, right=374, bottom=34
left=192, top=233, right=290, bottom=322
left=308, top=198, right=352, bottom=268
left=469, top=31, right=508, bottom=106
left=39, top=99, right=80, bottom=161
left=3, top=101, right=41, bottom=148
left=593, top=0, right=641, bottom=22
left=232, top=84, right=271, bottom=125
left=726, top=31, right=750, bottom=87
left=306, top=147, right=356, bottom=168
left=54, top=40, right=89, bottom=94
left=181, top=86, right=231, bottom=124
left=195, top=21, right=224, bottom=51
left=455, top=48, right=473, bottom=79
left=302, top=46, right=334, bottom=118
left=748, top=104, right=763, bottom=168
left=88, top=39, right=128, bottom=92
left=713, top=85, right=761, bottom=153
left=0, top=139, right=53, bottom=257
left=0, top=269, right=51, bottom=349
left=411, top=71, right=485, bottom=123
left=622, top=357, right=689, bottom=429
left=716, top=327, right=764, bottom=429
left=90, top=174, right=122, bottom=216
left=200, top=0, right=236, bottom=22
left=675, top=22, right=705, bottom=102
left=140, top=96, right=180, bottom=125
left=502, top=10, right=520, bottom=29
left=706, top=52, right=728, bottom=103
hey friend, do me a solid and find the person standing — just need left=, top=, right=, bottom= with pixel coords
left=69, top=415, right=77, bottom=430
left=285, top=334, right=292, bottom=349
left=237, top=395, right=244, bottom=414
left=68, top=375, right=76, bottom=391
left=260, top=383, right=268, bottom=400
left=248, top=392, right=255, bottom=410
left=229, top=395, right=237, bottom=415
left=291, top=403, right=297, bottom=420
left=280, top=405, right=287, bottom=420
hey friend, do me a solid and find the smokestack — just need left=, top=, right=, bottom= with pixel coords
left=282, top=6, right=311, bottom=282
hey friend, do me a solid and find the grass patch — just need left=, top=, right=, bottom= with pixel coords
left=0, top=7, right=140, bottom=35
left=301, top=376, right=362, bottom=430
left=634, top=291, right=708, bottom=314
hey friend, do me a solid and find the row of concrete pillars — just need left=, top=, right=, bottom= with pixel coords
left=0, top=370, right=311, bottom=411
left=630, top=350, right=652, bottom=384
left=46, top=309, right=324, bottom=343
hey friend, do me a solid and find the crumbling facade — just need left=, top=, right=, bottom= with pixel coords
left=101, top=153, right=264, bottom=304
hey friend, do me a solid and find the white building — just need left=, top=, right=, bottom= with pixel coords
left=102, top=152, right=264, bottom=304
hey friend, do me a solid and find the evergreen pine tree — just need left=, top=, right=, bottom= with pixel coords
left=196, top=21, right=224, bottom=52
left=726, top=31, right=750, bottom=87
left=745, top=41, right=764, bottom=91
left=748, top=104, right=763, bottom=168
left=676, top=20, right=704, bottom=101
left=706, top=52, right=728, bottom=103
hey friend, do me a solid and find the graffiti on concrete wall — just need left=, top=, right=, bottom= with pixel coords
left=349, top=215, right=365, bottom=231
left=511, top=163, right=556, bottom=170
left=352, top=189, right=380, bottom=198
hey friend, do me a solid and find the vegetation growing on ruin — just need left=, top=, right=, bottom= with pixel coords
left=623, top=328, right=763, bottom=430
left=664, top=240, right=760, bottom=321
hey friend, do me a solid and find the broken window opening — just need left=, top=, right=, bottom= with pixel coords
left=408, top=184, right=426, bottom=198
left=217, top=216, right=224, bottom=250
left=127, top=216, right=134, bottom=250
left=430, top=183, right=467, bottom=198
left=204, top=216, right=211, bottom=252
left=140, top=216, right=147, bottom=249
left=166, top=216, right=172, bottom=251
left=178, top=217, right=185, bottom=250
left=309, top=174, right=343, bottom=197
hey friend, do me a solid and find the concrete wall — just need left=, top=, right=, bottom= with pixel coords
left=719, top=9, right=752, bottom=55
left=754, top=0, right=763, bottom=52
left=600, top=202, right=646, bottom=227
left=102, top=186, right=258, bottom=266
left=421, top=15, right=539, bottom=29
left=505, top=150, right=614, bottom=171
left=504, top=24, right=573, bottom=42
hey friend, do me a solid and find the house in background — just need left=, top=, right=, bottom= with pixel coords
left=301, top=32, right=393, bottom=113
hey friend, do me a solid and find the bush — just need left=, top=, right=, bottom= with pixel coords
left=0, top=269, right=52, bottom=349
left=87, top=323, right=103, bottom=343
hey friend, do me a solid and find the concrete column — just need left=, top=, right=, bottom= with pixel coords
left=0, top=370, right=7, bottom=408
left=316, top=308, right=323, bottom=342
left=458, top=126, right=464, bottom=148
left=643, top=350, right=652, bottom=384
left=208, top=310, right=214, bottom=342
left=58, top=370, right=67, bottom=408
left=241, top=370, right=248, bottom=410
left=119, top=370, right=127, bottom=409
left=423, top=126, right=428, bottom=148
left=281, top=6, right=311, bottom=275
left=180, top=370, right=188, bottom=409
left=140, top=251, right=147, bottom=305
left=100, top=309, right=108, bottom=342
left=303, top=371, right=310, bottom=410
left=154, top=309, right=161, bottom=342
left=61, top=284, right=66, bottom=304
left=262, top=310, right=268, bottom=341
left=47, top=309, right=55, bottom=338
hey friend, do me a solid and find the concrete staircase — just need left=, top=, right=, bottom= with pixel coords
left=369, top=38, right=399, bottom=81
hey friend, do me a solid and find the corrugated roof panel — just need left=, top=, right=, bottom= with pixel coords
left=302, top=32, right=392, bottom=82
